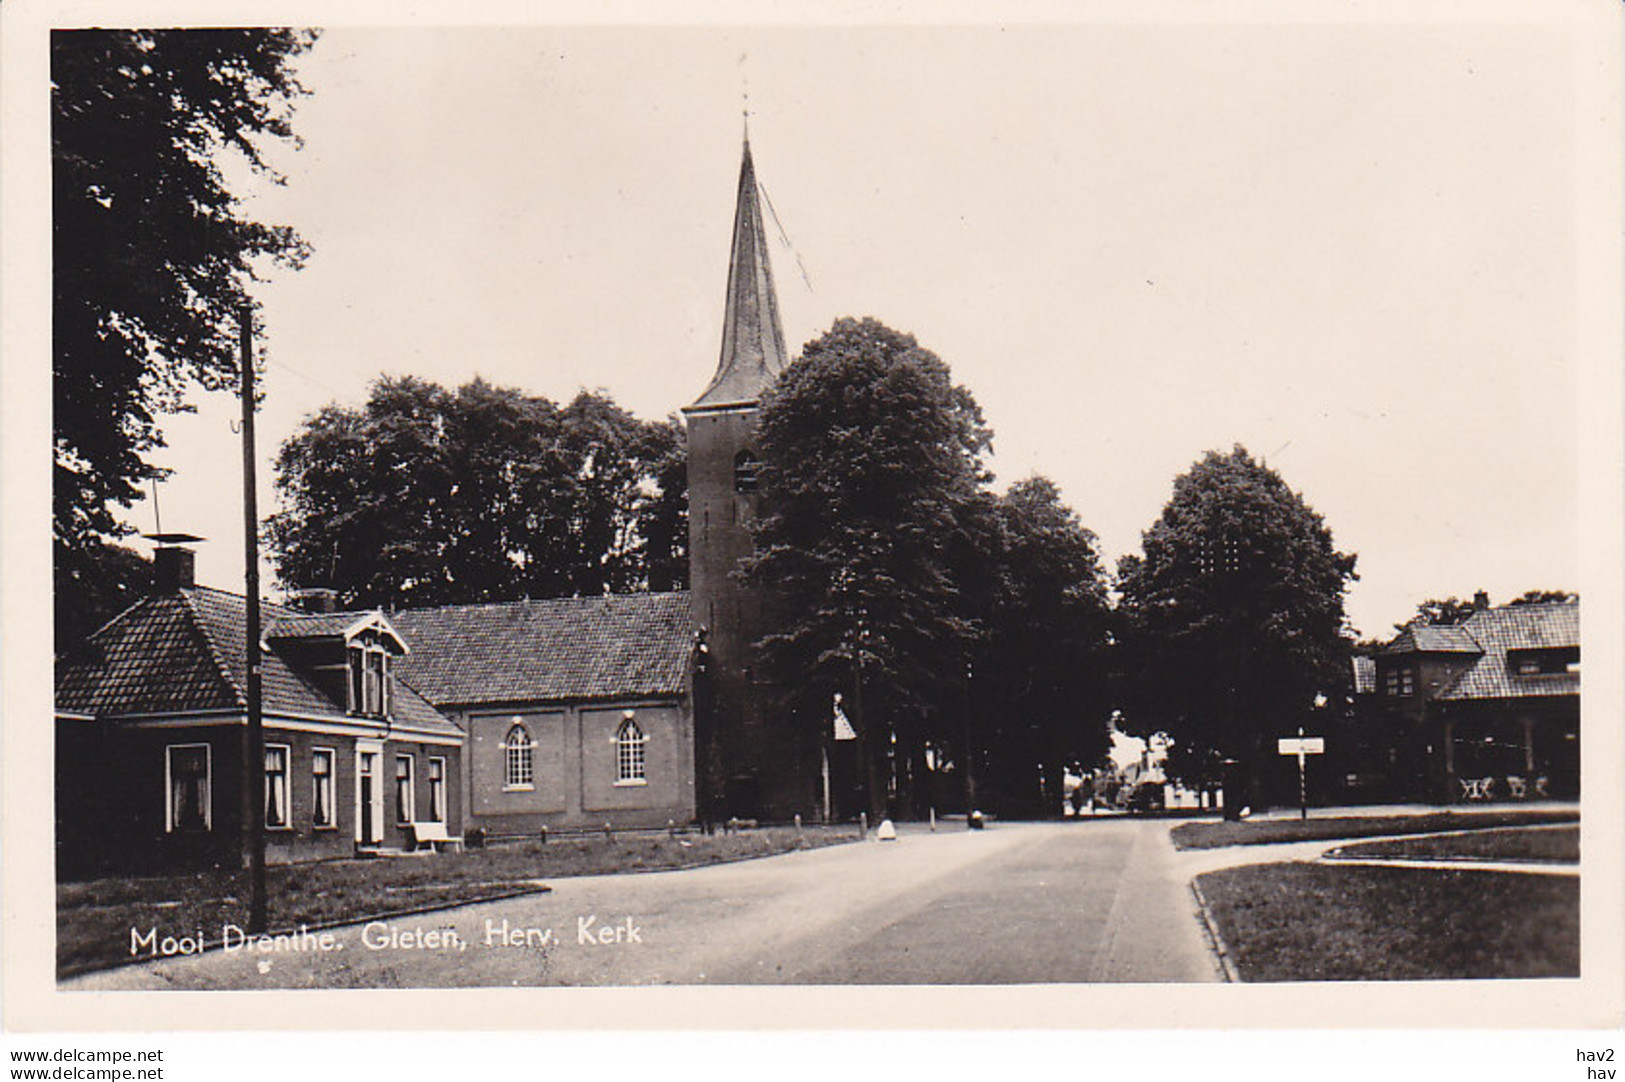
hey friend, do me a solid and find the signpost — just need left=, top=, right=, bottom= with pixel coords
left=1277, top=727, right=1325, bottom=821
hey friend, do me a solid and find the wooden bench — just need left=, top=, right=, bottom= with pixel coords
left=407, top=821, right=464, bottom=853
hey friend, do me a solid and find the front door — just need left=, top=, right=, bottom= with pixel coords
left=356, top=743, right=384, bottom=844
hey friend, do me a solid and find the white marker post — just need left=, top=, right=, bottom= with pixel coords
left=1277, top=728, right=1326, bottom=821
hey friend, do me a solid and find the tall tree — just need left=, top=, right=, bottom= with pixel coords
left=741, top=317, right=992, bottom=821
left=1115, top=446, right=1357, bottom=813
left=971, top=476, right=1115, bottom=813
left=52, top=28, right=317, bottom=649
left=268, top=376, right=684, bottom=608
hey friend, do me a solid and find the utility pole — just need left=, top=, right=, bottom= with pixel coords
left=961, top=657, right=977, bottom=824
left=239, top=304, right=267, bottom=933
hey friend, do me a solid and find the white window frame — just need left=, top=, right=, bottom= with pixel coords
left=504, top=723, right=535, bottom=791
left=311, top=746, right=337, bottom=829
left=427, top=756, right=447, bottom=823
left=165, top=743, right=212, bottom=833
left=615, top=716, right=647, bottom=786
left=348, top=642, right=392, bottom=718
left=264, top=743, right=292, bottom=830
left=394, top=754, right=415, bottom=825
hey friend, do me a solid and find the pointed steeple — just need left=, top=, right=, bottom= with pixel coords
left=689, top=137, right=789, bottom=410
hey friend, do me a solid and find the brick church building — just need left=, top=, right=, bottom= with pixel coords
left=55, top=135, right=821, bottom=875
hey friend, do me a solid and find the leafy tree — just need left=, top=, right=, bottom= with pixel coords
left=1115, top=446, right=1357, bottom=813
left=970, top=476, right=1114, bottom=813
left=742, top=317, right=992, bottom=821
left=54, top=542, right=153, bottom=654
left=52, top=28, right=316, bottom=649
left=1510, top=589, right=1576, bottom=606
left=1408, top=596, right=1482, bottom=628
left=269, top=377, right=685, bottom=608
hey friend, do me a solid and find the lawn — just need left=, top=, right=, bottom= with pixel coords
left=1170, top=808, right=1578, bottom=850
left=58, top=825, right=855, bottom=979
left=1326, top=825, right=1578, bottom=864
left=1195, top=862, right=1579, bottom=981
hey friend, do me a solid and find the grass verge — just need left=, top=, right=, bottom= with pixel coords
left=1194, top=862, right=1578, bottom=981
left=58, top=826, right=854, bottom=979
left=1327, top=825, right=1579, bottom=864
left=1171, top=808, right=1577, bottom=850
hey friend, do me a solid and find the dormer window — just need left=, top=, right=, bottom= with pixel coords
left=1508, top=646, right=1579, bottom=678
left=265, top=609, right=409, bottom=720
left=348, top=643, right=391, bottom=718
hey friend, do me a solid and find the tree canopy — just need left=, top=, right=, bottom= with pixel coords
left=52, top=28, right=317, bottom=650
left=970, top=476, right=1115, bottom=812
left=268, top=376, right=684, bottom=609
left=741, top=318, right=992, bottom=818
left=1115, top=446, right=1357, bottom=805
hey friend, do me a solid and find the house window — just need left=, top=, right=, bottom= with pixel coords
left=349, top=645, right=391, bottom=718
left=734, top=450, right=760, bottom=493
left=312, top=747, right=336, bottom=828
left=166, top=744, right=211, bottom=832
left=1383, top=667, right=1415, bottom=697
left=428, top=757, right=447, bottom=823
left=264, top=745, right=291, bottom=829
left=395, top=755, right=414, bottom=824
left=504, top=724, right=534, bottom=790
left=616, top=717, right=647, bottom=785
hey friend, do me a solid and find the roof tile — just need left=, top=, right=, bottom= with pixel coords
left=391, top=592, right=694, bottom=707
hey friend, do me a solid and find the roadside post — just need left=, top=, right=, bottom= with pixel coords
left=1277, top=727, right=1326, bottom=821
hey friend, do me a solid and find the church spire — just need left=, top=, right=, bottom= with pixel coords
left=689, top=136, right=789, bottom=410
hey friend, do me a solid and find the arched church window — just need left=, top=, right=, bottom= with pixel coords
left=504, top=723, right=534, bottom=790
left=734, top=450, right=760, bottom=493
left=616, top=716, right=647, bottom=784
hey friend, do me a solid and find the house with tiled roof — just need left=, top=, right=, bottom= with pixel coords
left=390, top=592, right=697, bottom=834
left=1374, top=594, right=1579, bottom=802
left=55, top=547, right=464, bottom=876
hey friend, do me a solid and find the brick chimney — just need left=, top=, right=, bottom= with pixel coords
left=1473, top=589, right=1491, bottom=612
left=153, top=546, right=196, bottom=592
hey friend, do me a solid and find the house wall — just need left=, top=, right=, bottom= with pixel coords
left=55, top=719, right=463, bottom=879
left=454, top=698, right=694, bottom=832
left=369, top=737, right=464, bottom=852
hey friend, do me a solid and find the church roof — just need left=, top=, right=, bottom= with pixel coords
left=390, top=591, right=694, bottom=707
left=687, top=138, right=789, bottom=411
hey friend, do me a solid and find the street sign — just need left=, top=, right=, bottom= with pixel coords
left=1279, top=730, right=1325, bottom=821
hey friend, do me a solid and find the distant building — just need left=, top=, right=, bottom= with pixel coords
left=54, top=548, right=465, bottom=877
left=1374, top=596, right=1579, bottom=802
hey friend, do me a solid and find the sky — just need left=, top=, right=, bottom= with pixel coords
left=121, top=17, right=1585, bottom=640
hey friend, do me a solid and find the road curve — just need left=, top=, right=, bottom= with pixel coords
left=65, top=820, right=1222, bottom=989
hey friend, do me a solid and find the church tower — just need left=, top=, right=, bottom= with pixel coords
left=683, top=136, right=795, bottom=820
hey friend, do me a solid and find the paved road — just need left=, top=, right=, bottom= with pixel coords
left=67, top=820, right=1222, bottom=989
